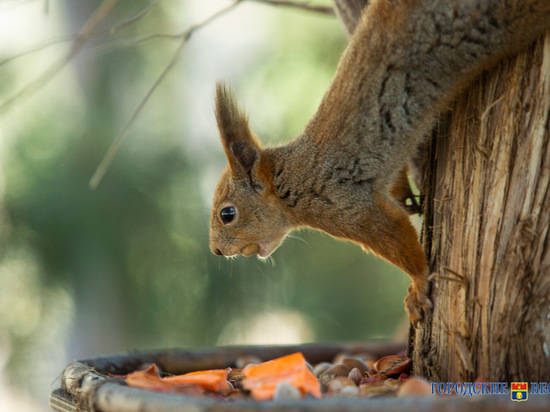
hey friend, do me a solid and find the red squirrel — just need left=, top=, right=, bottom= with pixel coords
left=209, top=0, right=550, bottom=323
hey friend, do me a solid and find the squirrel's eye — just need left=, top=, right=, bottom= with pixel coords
left=220, top=206, right=236, bottom=224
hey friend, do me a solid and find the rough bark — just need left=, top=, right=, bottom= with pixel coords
left=413, top=34, right=550, bottom=381
left=333, top=0, right=550, bottom=381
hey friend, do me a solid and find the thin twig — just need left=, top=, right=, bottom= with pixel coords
left=1, top=0, right=333, bottom=66
left=0, top=35, right=74, bottom=67
left=89, top=0, right=244, bottom=190
left=0, top=0, right=119, bottom=113
left=87, top=0, right=335, bottom=54
left=249, top=0, right=334, bottom=15
left=122, top=32, right=183, bottom=44
left=0, top=0, right=333, bottom=68
left=110, top=0, right=161, bottom=34
left=0, top=0, right=159, bottom=68
left=0, top=31, right=174, bottom=70
left=56, top=33, right=181, bottom=63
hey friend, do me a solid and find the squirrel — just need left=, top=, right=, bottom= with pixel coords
left=208, top=0, right=550, bottom=323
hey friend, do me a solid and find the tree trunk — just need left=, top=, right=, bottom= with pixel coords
left=412, top=34, right=550, bottom=382
left=332, top=0, right=550, bottom=381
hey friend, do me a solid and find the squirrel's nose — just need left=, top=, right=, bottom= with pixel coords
left=214, top=248, right=223, bottom=256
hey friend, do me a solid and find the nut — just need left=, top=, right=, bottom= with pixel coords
left=340, top=357, right=370, bottom=375
left=359, top=381, right=397, bottom=397
left=326, top=377, right=357, bottom=394
left=273, top=382, right=302, bottom=400
left=347, top=368, right=363, bottom=385
left=228, top=368, right=245, bottom=381
left=235, top=355, right=261, bottom=369
left=396, top=377, right=433, bottom=397
left=339, top=385, right=360, bottom=397
left=313, top=362, right=332, bottom=377
left=333, top=352, right=352, bottom=364
left=319, top=363, right=351, bottom=386
left=373, top=355, right=411, bottom=376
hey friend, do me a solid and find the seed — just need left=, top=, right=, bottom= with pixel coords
left=373, top=355, right=411, bottom=376
left=323, top=363, right=351, bottom=377
left=333, top=352, right=352, bottom=364
left=384, top=378, right=400, bottom=390
left=235, top=355, right=262, bottom=369
left=360, top=375, right=383, bottom=385
left=228, top=368, right=245, bottom=381
left=339, top=385, right=360, bottom=397
left=340, top=357, right=370, bottom=375
left=347, top=368, right=363, bottom=385
left=273, top=382, right=302, bottom=400
left=313, top=362, right=332, bottom=377
left=319, top=363, right=351, bottom=386
left=327, top=377, right=356, bottom=394
left=353, top=352, right=376, bottom=363
left=396, top=377, right=433, bottom=397
left=359, top=381, right=397, bottom=397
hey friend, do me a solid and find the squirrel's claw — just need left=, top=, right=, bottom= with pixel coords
left=405, top=284, right=432, bottom=325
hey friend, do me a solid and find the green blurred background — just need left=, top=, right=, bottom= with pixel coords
left=0, top=0, right=410, bottom=409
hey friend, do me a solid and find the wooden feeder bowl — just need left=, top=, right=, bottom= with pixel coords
left=50, top=342, right=550, bottom=412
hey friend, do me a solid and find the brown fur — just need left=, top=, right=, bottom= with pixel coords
left=209, top=0, right=550, bottom=322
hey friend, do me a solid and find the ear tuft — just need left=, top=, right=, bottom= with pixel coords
left=214, top=82, right=262, bottom=178
left=215, top=82, right=250, bottom=145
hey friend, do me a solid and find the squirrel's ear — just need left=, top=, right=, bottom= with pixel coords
left=215, top=82, right=262, bottom=180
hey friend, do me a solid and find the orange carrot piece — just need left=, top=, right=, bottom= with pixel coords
left=163, top=369, right=231, bottom=392
left=125, top=364, right=179, bottom=392
left=242, top=352, right=321, bottom=400
left=125, top=363, right=230, bottom=393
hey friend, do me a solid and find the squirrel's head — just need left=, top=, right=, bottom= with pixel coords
left=209, top=83, right=292, bottom=259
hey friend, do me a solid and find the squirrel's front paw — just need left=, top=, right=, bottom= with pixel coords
left=404, top=284, right=432, bottom=325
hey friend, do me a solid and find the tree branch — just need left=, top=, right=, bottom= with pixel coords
left=109, top=0, right=161, bottom=34
left=249, top=0, right=334, bottom=15
left=0, top=0, right=333, bottom=187
left=0, top=0, right=159, bottom=68
left=0, top=35, right=74, bottom=68
left=0, top=0, right=333, bottom=69
left=0, top=0, right=119, bottom=113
